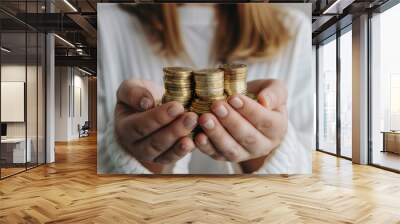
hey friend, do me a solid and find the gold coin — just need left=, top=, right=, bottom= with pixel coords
left=163, top=67, right=192, bottom=75
left=224, top=75, right=247, bottom=79
left=163, top=94, right=191, bottom=100
left=191, top=100, right=216, bottom=113
left=195, top=84, right=224, bottom=87
left=225, top=89, right=247, bottom=96
left=165, top=87, right=192, bottom=92
left=164, top=93, right=193, bottom=99
left=196, top=93, right=224, bottom=98
left=164, top=84, right=192, bottom=89
left=224, top=75, right=247, bottom=80
left=225, top=85, right=247, bottom=90
left=164, top=78, right=192, bottom=84
left=224, top=80, right=247, bottom=85
left=223, top=71, right=247, bottom=75
left=164, top=79, right=193, bottom=84
left=194, top=75, right=224, bottom=80
left=162, top=65, right=248, bottom=112
left=198, top=96, right=226, bottom=102
left=195, top=86, right=225, bottom=92
left=193, top=68, right=224, bottom=77
left=224, top=87, right=247, bottom=92
left=194, top=77, right=224, bottom=82
left=165, top=87, right=193, bottom=92
left=163, top=96, right=192, bottom=102
left=219, top=63, right=248, bottom=74
left=225, top=81, right=247, bottom=86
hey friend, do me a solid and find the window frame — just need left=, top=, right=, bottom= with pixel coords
left=0, top=0, right=48, bottom=180
left=367, top=0, right=400, bottom=173
left=315, top=24, right=353, bottom=160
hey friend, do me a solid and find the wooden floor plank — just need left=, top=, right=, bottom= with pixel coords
left=0, top=135, right=400, bottom=223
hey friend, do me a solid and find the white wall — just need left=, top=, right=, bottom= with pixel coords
left=1, top=65, right=26, bottom=133
left=55, top=66, right=69, bottom=141
left=1, top=65, right=40, bottom=138
left=54, top=67, right=89, bottom=141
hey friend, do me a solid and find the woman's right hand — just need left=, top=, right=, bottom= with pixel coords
left=114, top=80, right=198, bottom=171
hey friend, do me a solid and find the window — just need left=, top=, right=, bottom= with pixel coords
left=317, top=37, right=337, bottom=154
left=371, top=2, right=400, bottom=171
left=0, top=1, right=47, bottom=179
left=340, top=29, right=352, bottom=158
left=390, top=75, right=400, bottom=130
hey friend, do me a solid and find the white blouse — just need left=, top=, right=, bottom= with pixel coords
left=97, top=4, right=313, bottom=174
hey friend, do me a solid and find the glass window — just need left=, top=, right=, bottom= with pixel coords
left=27, top=31, right=39, bottom=169
left=1, top=31, right=28, bottom=178
left=0, top=1, right=46, bottom=179
left=371, top=3, right=400, bottom=171
left=318, top=37, right=337, bottom=154
left=340, top=29, right=352, bottom=158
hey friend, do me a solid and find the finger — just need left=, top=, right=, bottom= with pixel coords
left=194, top=133, right=226, bottom=161
left=211, top=100, right=272, bottom=155
left=134, top=112, right=198, bottom=162
left=117, top=101, right=185, bottom=142
left=154, top=136, right=195, bottom=164
left=116, top=80, right=157, bottom=112
left=247, top=79, right=287, bottom=110
left=227, top=94, right=287, bottom=139
left=198, top=113, right=249, bottom=162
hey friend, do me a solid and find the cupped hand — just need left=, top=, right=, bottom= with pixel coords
left=114, top=80, right=198, bottom=171
left=194, top=79, right=288, bottom=172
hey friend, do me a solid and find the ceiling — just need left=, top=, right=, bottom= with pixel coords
left=0, top=0, right=393, bottom=74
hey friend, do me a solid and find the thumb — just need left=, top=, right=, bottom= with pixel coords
left=116, top=80, right=157, bottom=112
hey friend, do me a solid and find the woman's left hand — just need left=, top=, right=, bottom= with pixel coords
left=194, top=79, right=288, bottom=171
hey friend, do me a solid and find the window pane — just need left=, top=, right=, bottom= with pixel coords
left=318, top=38, right=337, bottom=154
left=1, top=31, right=28, bottom=177
left=340, top=29, right=352, bottom=158
left=371, top=3, right=400, bottom=171
left=27, top=31, right=38, bottom=169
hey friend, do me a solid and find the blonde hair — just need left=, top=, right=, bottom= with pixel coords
left=122, top=3, right=291, bottom=62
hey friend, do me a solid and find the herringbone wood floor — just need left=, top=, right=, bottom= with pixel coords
left=1, top=134, right=400, bottom=224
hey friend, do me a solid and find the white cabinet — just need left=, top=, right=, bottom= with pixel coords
left=1, top=138, right=32, bottom=163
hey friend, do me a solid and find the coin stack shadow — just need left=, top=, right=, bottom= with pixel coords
left=162, top=67, right=194, bottom=110
left=191, top=68, right=226, bottom=114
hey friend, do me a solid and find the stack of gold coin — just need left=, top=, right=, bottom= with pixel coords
left=220, top=63, right=248, bottom=96
left=162, top=67, right=193, bottom=109
left=191, top=68, right=226, bottom=114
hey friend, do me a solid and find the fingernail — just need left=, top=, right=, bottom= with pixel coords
left=140, top=97, right=153, bottom=110
left=183, top=115, right=197, bottom=129
left=262, top=94, right=272, bottom=108
left=180, top=141, right=191, bottom=151
left=213, top=104, right=228, bottom=118
left=202, top=118, right=215, bottom=130
left=229, top=96, right=243, bottom=109
left=167, top=104, right=184, bottom=117
left=199, top=136, right=208, bottom=145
